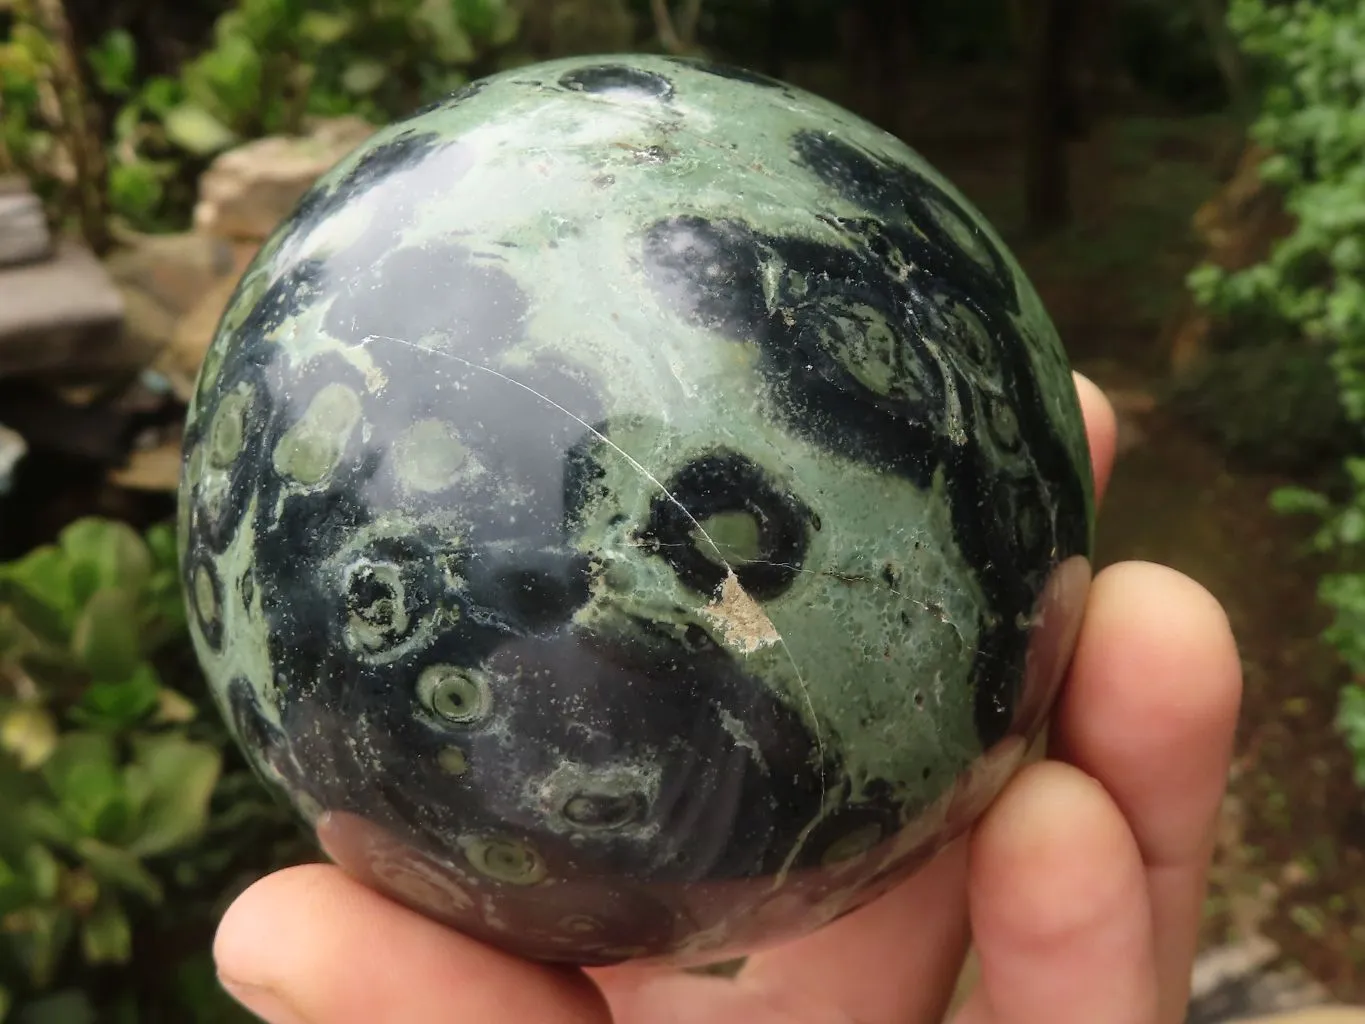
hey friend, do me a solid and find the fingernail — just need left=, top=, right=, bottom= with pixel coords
left=219, top=977, right=309, bottom=1024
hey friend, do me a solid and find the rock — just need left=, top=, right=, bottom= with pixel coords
left=105, top=231, right=238, bottom=317
left=193, top=116, right=376, bottom=241
left=105, top=231, right=256, bottom=393
left=1187, top=935, right=1333, bottom=1024
left=159, top=273, right=243, bottom=399
left=0, top=423, right=27, bottom=494
left=108, top=433, right=182, bottom=492
left=0, top=177, right=53, bottom=267
left=0, top=242, right=126, bottom=378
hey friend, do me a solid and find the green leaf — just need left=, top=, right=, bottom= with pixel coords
left=87, top=29, right=136, bottom=96
left=59, top=518, right=153, bottom=596
left=0, top=705, right=57, bottom=770
left=341, top=59, right=388, bottom=95
left=70, top=588, right=143, bottom=683
left=1269, top=485, right=1333, bottom=517
left=40, top=733, right=128, bottom=841
left=12, top=990, right=96, bottom=1024
left=24, top=843, right=61, bottom=902
left=6, top=906, right=75, bottom=991
left=298, top=10, right=355, bottom=45
left=490, top=4, right=522, bottom=47
left=144, top=522, right=179, bottom=573
left=125, top=734, right=222, bottom=857
left=108, top=159, right=166, bottom=224
left=417, top=0, right=477, bottom=64
left=139, top=75, right=183, bottom=117
left=73, top=664, right=162, bottom=730
left=0, top=546, right=75, bottom=643
left=162, top=103, right=238, bottom=156
left=73, top=838, right=162, bottom=903
left=80, top=898, right=132, bottom=965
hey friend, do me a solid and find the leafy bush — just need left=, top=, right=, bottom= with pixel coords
left=1191, top=1, right=1365, bottom=779
left=99, top=0, right=521, bottom=228
left=3, top=0, right=523, bottom=232
left=0, top=518, right=302, bottom=1022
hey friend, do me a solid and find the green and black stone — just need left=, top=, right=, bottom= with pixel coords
left=178, top=54, right=1095, bottom=965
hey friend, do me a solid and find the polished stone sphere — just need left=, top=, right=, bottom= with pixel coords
left=178, top=54, right=1095, bottom=966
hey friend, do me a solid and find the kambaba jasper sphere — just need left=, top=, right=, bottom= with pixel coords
left=178, top=54, right=1095, bottom=966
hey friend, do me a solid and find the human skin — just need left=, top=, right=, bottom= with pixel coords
left=213, top=373, right=1244, bottom=1024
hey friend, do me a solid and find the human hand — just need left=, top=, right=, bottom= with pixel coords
left=213, top=374, right=1242, bottom=1024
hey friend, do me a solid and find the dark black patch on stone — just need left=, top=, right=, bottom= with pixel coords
left=559, top=64, right=675, bottom=102
left=461, top=543, right=594, bottom=637
left=226, top=677, right=297, bottom=789
left=664, top=56, right=793, bottom=93
left=186, top=556, right=224, bottom=651
left=408, top=78, right=489, bottom=119
left=639, top=139, right=1090, bottom=750
left=792, top=798, right=902, bottom=870
left=642, top=216, right=766, bottom=338
left=190, top=258, right=324, bottom=421
left=792, top=130, right=1019, bottom=316
left=271, top=602, right=838, bottom=883
left=639, top=449, right=813, bottom=601
left=323, top=240, right=529, bottom=357
left=562, top=436, right=609, bottom=529
left=282, top=129, right=453, bottom=250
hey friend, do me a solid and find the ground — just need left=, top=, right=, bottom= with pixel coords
left=834, top=67, right=1365, bottom=1001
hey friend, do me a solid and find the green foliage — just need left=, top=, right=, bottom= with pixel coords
left=0, top=19, right=57, bottom=190
left=0, top=519, right=298, bottom=1022
left=95, top=0, right=520, bottom=228
left=1194, top=1, right=1365, bottom=781
left=1168, top=340, right=1353, bottom=472
left=2, top=0, right=522, bottom=231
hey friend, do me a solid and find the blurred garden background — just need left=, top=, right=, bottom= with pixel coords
left=2, top=0, right=1365, bottom=1020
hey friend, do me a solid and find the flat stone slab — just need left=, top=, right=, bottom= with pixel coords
left=0, top=242, right=125, bottom=378
left=1187, top=935, right=1334, bottom=1023
left=0, top=178, right=53, bottom=267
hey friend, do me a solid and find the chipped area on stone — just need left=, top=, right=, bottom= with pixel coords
left=179, top=54, right=1093, bottom=967
left=703, top=570, right=781, bottom=653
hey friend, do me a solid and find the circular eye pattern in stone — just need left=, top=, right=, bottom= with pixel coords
left=462, top=836, right=547, bottom=885
left=641, top=450, right=814, bottom=600
left=188, top=558, right=224, bottom=650
left=272, top=382, right=362, bottom=487
left=207, top=386, right=251, bottom=468
left=534, top=761, right=657, bottom=834
left=558, top=64, right=674, bottom=101
left=562, top=791, right=646, bottom=831
left=418, top=664, right=491, bottom=725
left=344, top=560, right=410, bottom=653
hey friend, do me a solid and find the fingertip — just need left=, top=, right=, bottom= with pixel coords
left=1073, top=372, right=1117, bottom=506
left=963, top=760, right=1158, bottom=1024
left=1056, top=560, right=1242, bottom=866
left=214, top=864, right=610, bottom=1024
left=969, top=761, right=1141, bottom=945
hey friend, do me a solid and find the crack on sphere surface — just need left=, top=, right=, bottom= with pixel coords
left=179, top=53, right=1093, bottom=968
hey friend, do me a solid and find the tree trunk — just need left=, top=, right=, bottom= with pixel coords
left=1021, top=0, right=1079, bottom=234
left=1196, top=0, right=1253, bottom=124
